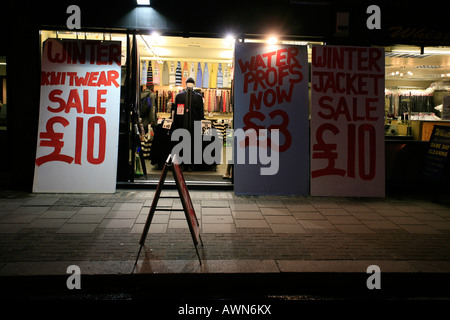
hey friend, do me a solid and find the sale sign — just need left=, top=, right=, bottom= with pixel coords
left=33, top=39, right=122, bottom=193
left=233, top=43, right=309, bottom=195
left=310, top=45, right=385, bottom=197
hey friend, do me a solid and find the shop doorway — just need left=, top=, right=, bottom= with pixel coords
left=134, top=34, right=234, bottom=186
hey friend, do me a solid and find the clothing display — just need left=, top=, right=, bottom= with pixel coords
left=202, top=63, right=209, bottom=89
left=385, top=89, right=435, bottom=117
left=182, top=62, right=189, bottom=87
left=209, top=63, right=217, bottom=89
left=211, top=119, right=231, bottom=140
left=153, top=61, right=160, bottom=85
left=169, top=61, right=176, bottom=86
left=140, top=60, right=147, bottom=85
left=162, top=61, right=169, bottom=85
left=223, top=65, right=230, bottom=88
left=189, top=62, right=196, bottom=80
left=202, top=89, right=232, bottom=114
left=196, top=62, right=202, bottom=87
left=146, top=60, right=153, bottom=87
left=173, top=88, right=205, bottom=131
left=175, top=61, right=182, bottom=86
left=217, top=63, right=223, bottom=89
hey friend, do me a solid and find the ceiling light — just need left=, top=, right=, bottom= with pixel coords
left=225, top=34, right=235, bottom=45
left=136, top=0, right=150, bottom=5
left=267, top=36, right=278, bottom=45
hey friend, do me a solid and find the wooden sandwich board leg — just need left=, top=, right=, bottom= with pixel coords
left=134, top=155, right=204, bottom=270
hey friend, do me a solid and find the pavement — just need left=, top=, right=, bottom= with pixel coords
left=1, top=187, right=450, bottom=306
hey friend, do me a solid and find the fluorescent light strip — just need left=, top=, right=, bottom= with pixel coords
left=136, top=0, right=150, bottom=5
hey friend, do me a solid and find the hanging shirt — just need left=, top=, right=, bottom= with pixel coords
left=181, top=62, right=189, bottom=87
left=209, top=63, right=217, bottom=89
left=223, top=65, right=230, bottom=88
left=217, top=63, right=223, bottom=88
left=196, top=62, right=202, bottom=88
left=162, top=61, right=169, bottom=86
left=141, top=60, right=147, bottom=86
left=175, top=61, right=182, bottom=86
left=202, top=63, right=209, bottom=89
left=189, top=62, right=196, bottom=82
left=169, top=61, right=176, bottom=86
left=146, top=60, right=153, bottom=87
left=153, top=61, right=160, bottom=85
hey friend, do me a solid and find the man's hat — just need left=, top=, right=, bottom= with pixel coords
left=186, top=77, right=195, bottom=85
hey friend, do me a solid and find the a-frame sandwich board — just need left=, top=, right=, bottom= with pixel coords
left=135, top=154, right=203, bottom=266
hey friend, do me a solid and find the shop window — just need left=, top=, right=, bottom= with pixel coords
left=384, top=45, right=450, bottom=140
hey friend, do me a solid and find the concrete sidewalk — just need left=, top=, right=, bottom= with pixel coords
left=1, top=188, right=450, bottom=278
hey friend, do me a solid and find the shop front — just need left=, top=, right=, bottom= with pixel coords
left=3, top=1, right=450, bottom=195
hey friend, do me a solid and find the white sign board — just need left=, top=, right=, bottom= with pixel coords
left=33, top=39, right=122, bottom=193
left=310, top=45, right=385, bottom=197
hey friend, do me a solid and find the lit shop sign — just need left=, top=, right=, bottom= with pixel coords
left=234, top=43, right=309, bottom=195
left=33, top=39, right=121, bottom=193
left=310, top=45, right=385, bottom=197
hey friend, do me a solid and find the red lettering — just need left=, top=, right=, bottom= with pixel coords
left=35, top=117, right=74, bottom=166
left=46, top=40, right=67, bottom=64
left=318, top=96, right=334, bottom=120
left=96, top=90, right=107, bottom=114
left=66, top=89, right=83, bottom=113
left=286, top=47, right=299, bottom=65
left=254, top=54, right=266, bottom=69
left=275, top=48, right=288, bottom=67
left=312, top=123, right=346, bottom=178
left=96, top=44, right=109, bottom=65
left=347, top=124, right=356, bottom=178
left=87, top=116, right=106, bottom=165
left=83, top=90, right=95, bottom=114
left=238, top=57, right=255, bottom=73
left=47, top=89, right=66, bottom=113
left=109, top=44, right=121, bottom=66
left=107, top=70, right=120, bottom=88
left=75, top=117, right=83, bottom=165
left=87, top=72, right=99, bottom=86
left=358, top=124, right=376, bottom=180
left=262, top=51, right=276, bottom=68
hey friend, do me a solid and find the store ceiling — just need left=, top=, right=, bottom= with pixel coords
left=41, top=31, right=450, bottom=83
left=138, top=35, right=235, bottom=63
left=385, top=45, right=450, bottom=82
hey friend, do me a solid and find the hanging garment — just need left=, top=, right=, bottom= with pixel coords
left=217, top=63, right=223, bottom=88
left=196, top=62, right=202, bottom=87
left=162, top=61, right=169, bottom=85
left=175, top=61, right=182, bottom=86
left=189, top=62, right=196, bottom=81
left=146, top=60, right=153, bottom=87
left=202, top=63, right=209, bottom=89
left=141, top=60, right=148, bottom=86
left=169, top=61, right=176, bottom=86
left=181, top=62, right=189, bottom=87
left=221, top=91, right=225, bottom=113
left=153, top=61, right=160, bottom=85
left=203, top=89, right=209, bottom=113
left=209, top=63, right=217, bottom=89
left=208, top=90, right=213, bottom=113
left=214, top=90, right=219, bottom=112
left=223, top=65, right=230, bottom=88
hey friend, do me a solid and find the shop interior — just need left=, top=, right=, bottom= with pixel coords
left=135, top=33, right=235, bottom=184
left=384, top=45, right=450, bottom=140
